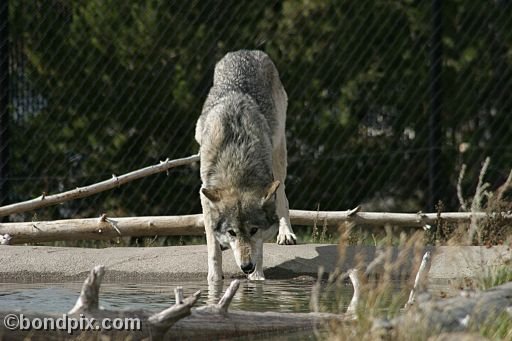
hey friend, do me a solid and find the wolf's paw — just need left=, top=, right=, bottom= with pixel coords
left=248, top=271, right=265, bottom=281
left=277, top=232, right=297, bottom=245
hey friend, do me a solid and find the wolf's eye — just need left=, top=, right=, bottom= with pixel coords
left=228, top=230, right=237, bottom=237
left=250, top=227, right=258, bottom=236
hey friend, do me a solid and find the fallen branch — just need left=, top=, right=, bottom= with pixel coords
left=173, top=307, right=347, bottom=339
left=195, top=280, right=240, bottom=314
left=0, top=154, right=200, bottom=218
left=2, top=210, right=512, bottom=244
left=214, top=280, right=240, bottom=313
left=69, top=265, right=105, bottom=314
left=147, top=287, right=201, bottom=335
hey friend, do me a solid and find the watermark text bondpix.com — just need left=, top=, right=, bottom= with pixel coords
left=3, top=313, right=141, bottom=334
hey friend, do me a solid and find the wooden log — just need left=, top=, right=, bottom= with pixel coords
left=170, top=310, right=346, bottom=339
left=0, top=214, right=205, bottom=244
left=289, top=209, right=512, bottom=227
left=1, top=210, right=512, bottom=245
left=0, top=154, right=200, bottom=217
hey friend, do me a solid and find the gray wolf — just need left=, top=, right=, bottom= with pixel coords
left=195, top=50, right=296, bottom=282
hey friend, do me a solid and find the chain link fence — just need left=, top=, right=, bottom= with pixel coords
left=1, top=0, right=511, bottom=222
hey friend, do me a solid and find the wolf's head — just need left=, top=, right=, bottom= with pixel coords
left=201, top=181, right=280, bottom=275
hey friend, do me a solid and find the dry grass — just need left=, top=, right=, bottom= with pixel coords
left=448, top=158, right=512, bottom=246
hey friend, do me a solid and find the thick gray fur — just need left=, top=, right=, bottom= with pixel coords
left=195, top=50, right=296, bottom=282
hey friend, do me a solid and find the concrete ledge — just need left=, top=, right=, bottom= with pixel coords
left=0, top=244, right=510, bottom=282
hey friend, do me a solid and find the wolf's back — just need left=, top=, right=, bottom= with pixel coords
left=197, top=50, right=287, bottom=189
left=202, top=50, right=286, bottom=134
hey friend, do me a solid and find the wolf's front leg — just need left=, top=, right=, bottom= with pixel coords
left=206, top=234, right=223, bottom=282
left=276, top=187, right=297, bottom=245
left=201, top=195, right=223, bottom=282
left=273, top=138, right=297, bottom=245
left=248, top=240, right=265, bottom=280
left=207, top=279, right=224, bottom=305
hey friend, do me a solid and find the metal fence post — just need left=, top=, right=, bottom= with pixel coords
left=428, top=0, right=443, bottom=212
left=0, top=0, right=9, bottom=213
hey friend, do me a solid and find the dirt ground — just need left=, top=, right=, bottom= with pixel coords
left=0, top=244, right=509, bottom=282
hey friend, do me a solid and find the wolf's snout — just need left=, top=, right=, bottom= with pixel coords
left=240, top=262, right=255, bottom=274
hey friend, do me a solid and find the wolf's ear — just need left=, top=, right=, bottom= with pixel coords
left=263, top=180, right=280, bottom=203
left=201, top=187, right=221, bottom=202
